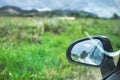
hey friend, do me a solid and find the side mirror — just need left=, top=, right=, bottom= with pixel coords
left=66, top=36, right=113, bottom=67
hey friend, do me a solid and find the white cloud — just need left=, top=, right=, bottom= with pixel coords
left=37, top=7, right=51, bottom=11
left=93, top=7, right=120, bottom=18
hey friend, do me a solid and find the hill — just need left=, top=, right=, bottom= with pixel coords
left=0, top=5, right=113, bottom=18
left=0, top=6, right=38, bottom=16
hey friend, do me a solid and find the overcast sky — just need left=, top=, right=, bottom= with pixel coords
left=0, top=0, right=120, bottom=18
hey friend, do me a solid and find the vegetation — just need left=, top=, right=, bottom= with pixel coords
left=0, top=16, right=120, bottom=80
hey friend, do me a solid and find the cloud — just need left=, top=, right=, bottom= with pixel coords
left=81, top=0, right=120, bottom=18
left=0, top=0, right=116, bottom=9
left=37, top=7, right=51, bottom=11
left=90, top=7, right=120, bottom=18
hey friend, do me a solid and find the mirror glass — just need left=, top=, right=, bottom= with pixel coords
left=71, top=39, right=104, bottom=66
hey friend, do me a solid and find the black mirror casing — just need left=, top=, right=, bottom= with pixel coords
left=67, top=36, right=113, bottom=67
left=66, top=36, right=116, bottom=79
left=66, top=36, right=113, bottom=67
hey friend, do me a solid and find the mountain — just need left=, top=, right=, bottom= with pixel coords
left=0, top=6, right=21, bottom=15
left=0, top=6, right=98, bottom=18
left=0, top=6, right=39, bottom=16
left=39, top=9, right=98, bottom=18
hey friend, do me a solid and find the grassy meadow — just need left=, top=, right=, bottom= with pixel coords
left=0, top=16, right=120, bottom=80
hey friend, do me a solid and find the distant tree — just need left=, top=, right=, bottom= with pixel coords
left=113, top=13, right=119, bottom=19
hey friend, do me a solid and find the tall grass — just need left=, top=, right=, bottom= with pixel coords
left=0, top=16, right=120, bottom=80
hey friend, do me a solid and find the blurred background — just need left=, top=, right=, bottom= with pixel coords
left=0, top=0, right=120, bottom=80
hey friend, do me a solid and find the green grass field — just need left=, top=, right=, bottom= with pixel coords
left=0, top=17, right=120, bottom=80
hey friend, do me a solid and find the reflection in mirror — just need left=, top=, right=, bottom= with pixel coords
left=71, top=39, right=104, bottom=66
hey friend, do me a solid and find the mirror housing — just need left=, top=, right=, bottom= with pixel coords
left=67, top=36, right=113, bottom=67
